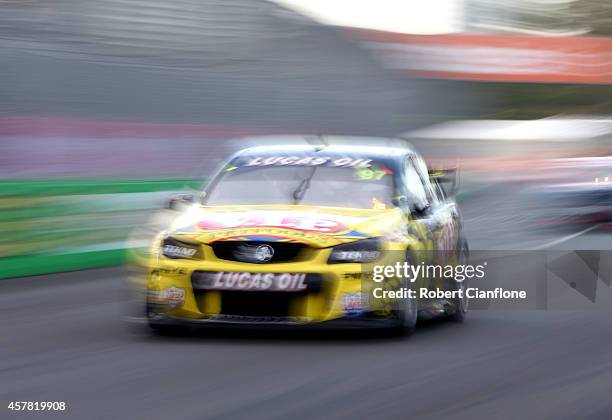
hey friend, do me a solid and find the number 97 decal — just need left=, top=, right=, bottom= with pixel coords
left=356, top=164, right=392, bottom=181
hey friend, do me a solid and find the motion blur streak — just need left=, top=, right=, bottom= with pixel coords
left=1, top=1, right=611, bottom=419
left=0, top=0, right=409, bottom=133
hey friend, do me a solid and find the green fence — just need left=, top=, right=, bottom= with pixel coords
left=0, top=179, right=201, bottom=279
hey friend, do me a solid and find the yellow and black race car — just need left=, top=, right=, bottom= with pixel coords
left=140, top=140, right=469, bottom=334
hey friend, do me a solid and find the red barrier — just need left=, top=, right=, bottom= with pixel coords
left=347, top=29, right=612, bottom=84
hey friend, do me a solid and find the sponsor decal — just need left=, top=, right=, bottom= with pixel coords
left=198, top=214, right=348, bottom=233
left=149, top=286, right=185, bottom=305
left=242, top=156, right=372, bottom=168
left=229, top=235, right=293, bottom=242
left=342, top=293, right=367, bottom=316
left=162, top=244, right=198, bottom=258
left=355, top=164, right=392, bottom=181
left=161, top=286, right=185, bottom=303
left=194, top=272, right=309, bottom=292
left=204, top=227, right=340, bottom=245
left=203, top=227, right=369, bottom=245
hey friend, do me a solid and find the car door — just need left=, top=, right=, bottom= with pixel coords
left=418, top=156, right=460, bottom=252
left=402, top=154, right=460, bottom=264
left=430, top=175, right=462, bottom=254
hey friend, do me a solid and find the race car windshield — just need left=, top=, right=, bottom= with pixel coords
left=204, top=164, right=394, bottom=209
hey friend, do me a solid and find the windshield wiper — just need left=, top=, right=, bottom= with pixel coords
left=292, top=166, right=317, bottom=204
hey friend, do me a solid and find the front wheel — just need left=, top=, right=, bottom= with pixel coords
left=394, top=278, right=418, bottom=335
left=449, top=238, right=469, bottom=323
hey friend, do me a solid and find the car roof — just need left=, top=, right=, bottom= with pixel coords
left=233, top=136, right=416, bottom=161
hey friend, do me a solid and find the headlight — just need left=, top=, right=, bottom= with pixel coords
left=161, top=237, right=201, bottom=259
left=328, top=238, right=382, bottom=263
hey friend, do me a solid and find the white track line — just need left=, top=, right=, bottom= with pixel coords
left=488, top=223, right=601, bottom=251
left=530, top=224, right=601, bottom=250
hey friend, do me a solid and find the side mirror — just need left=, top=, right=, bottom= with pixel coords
left=167, top=193, right=195, bottom=211
left=392, top=195, right=430, bottom=217
left=429, top=167, right=459, bottom=197
left=391, top=195, right=409, bottom=210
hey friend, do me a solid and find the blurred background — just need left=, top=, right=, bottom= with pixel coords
left=1, top=3, right=612, bottom=419
left=1, top=0, right=610, bottom=279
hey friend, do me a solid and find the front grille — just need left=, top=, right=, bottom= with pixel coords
left=220, top=291, right=292, bottom=317
left=205, top=314, right=309, bottom=324
left=211, top=241, right=305, bottom=263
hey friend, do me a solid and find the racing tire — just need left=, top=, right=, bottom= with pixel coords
left=449, top=238, right=469, bottom=323
left=393, top=277, right=418, bottom=335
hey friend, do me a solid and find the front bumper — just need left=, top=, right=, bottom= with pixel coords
left=147, top=312, right=400, bottom=330
left=141, top=238, right=410, bottom=326
left=144, top=257, right=384, bottom=323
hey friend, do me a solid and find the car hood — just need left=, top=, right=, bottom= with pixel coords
left=168, top=204, right=404, bottom=247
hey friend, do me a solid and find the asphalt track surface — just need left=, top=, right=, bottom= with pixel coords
left=2, top=268, right=612, bottom=420
left=2, top=187, right=612, bottom=420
